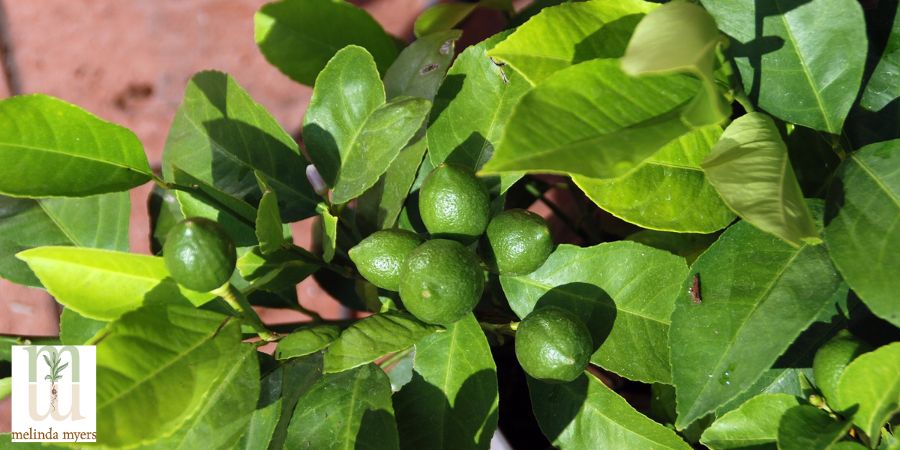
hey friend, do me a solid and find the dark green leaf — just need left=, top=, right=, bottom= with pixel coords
left=356, top=138, right=428, bottom=233
left=776, top=405, right=852, bottom=450
left=170, top=167, right=259, bottom=247
left=149, top=186, right=184, bottom=255
left=700, top=393, right=802, bottom=450
left=834, top=342, right=900, bottom=440
left=383, top=30, right=461, bottom=101
left=625, top=229, right=719, bottom=265
left=276, top=325, right=341, bottom=360
left=324, top=312, right=439, bottom=373
left=267, top=354, right=325, bottom=450
left=236, top=246, right=319, bottom=292
left=861, top=11, right=900, bottom=112
left=235, top=399, right=281, bottom=450
left=414, top=4, right=477, bottom=37
left=59, top=308, right=106, bottom=344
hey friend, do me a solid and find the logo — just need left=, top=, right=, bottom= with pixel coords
left=10, top=346, right=96, bottom=443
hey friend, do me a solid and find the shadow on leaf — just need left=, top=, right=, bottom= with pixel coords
left=533, top=282, right=616, bottom=351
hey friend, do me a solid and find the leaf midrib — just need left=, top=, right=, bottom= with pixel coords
left=0, top=142, right=149, bottom=176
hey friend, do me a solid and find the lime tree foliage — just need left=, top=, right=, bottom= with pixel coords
left=1, top=0, right=898, bottom=448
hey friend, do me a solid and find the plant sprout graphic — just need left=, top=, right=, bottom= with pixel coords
left=43, top=352, right=68, bottom=412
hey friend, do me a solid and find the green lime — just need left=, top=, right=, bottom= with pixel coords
left=163, top=217, right=236, bottom=292
left=348, top=229, right=424, bottom=291
left=419, top=164, right=490, bottom=242
left=483, top=209, right=552, bottom=275
left=516, top=306, right=593, bottom=383
left=812, top=330, right=871, bottom=403
left=399, top=239, right=484, bottom=325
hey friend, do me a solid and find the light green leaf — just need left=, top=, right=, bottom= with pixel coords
left=170, top=167, right=259, bottom=247
left=286, top=363, right=399, bottom=450
left=487, top=0, right=657, bottom=85
left=481, top=58, right=700, bottom=179
left=861, top=12, right=900, bottom=112
left=834, top=343, right=900, bottom=440
left=237, top=246, right=319, bottom=292
left=669, top=220, right=844, bottom=429
left=824, top=140, right=900, bottom=327
left=276, top=325, right=341, bottom=360
left=149, top=186, right=185, bottom=254
left=701, top=112, right=819, bottom=247
left=701, top=0, right=867, bottom=133
left=317, top=203, right=338, bottom=263
left=356, top=138, right=428, bottom=233
left=96, top=304, right=241, bottom=447
left=0, top=192, right=130, bottom=286
left=414, top=4, right=477, bottom=37
left=700, top=393, right=802, bottom=450
left=324, top=312, right=439, bottom=373
left=776, top=405, right=852, bottom=450
left=383, top=30, right=461, bottom=101
left=254, top=0, right=398, bottom=86
left=501, top=242, right=688, bottom=384
left=625, top=229, right=719, bottom=264
left=235, top=399, right=282, bottom=450
left=0, top=94, right=151, bottom=197
left=267, top=354, right=326, bottom=450
left=255, top=177, right=284, bottom=254
left=162, top=71, right=317, bottom=221
left=529, top=373, right=692, bottom=449
left=59, top=308, right=106, bottom=344
left=394, top=314, right=499, bottom=450
left=575, top=126, right=734, bottom=233
left=17, top=246, right=215, bottom=321
left=0, top=378, right=9, bottom=402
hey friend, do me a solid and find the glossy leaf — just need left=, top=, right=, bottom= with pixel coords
left=59, top=308, right=106, bottom=345
left=237, top=246, right=319, bottom=292
left=394, top=314, right=499, bottom=450
left=824, top=140, right=900, bottom=326
left=0, top=192, right=130, bottom=286
left=254, top=0, right=398, bottom=86
left=0, top=94, right=151, bottom=197
left=669, top=220, right=844, bottom=429
left=414, top=4, right=477, bottom=37
left=286, top=363, right=399, bottom=449
left=702, top=112, right=819, bottom=247
left=96, top=305, right=241, bottom=447
left=701, top=0, right=866, bottom=133
left=481, top=59, right=700, bottom=179
left=776, top=405, right=852, bottom=450
left=575, top=126, right=734, bottom=233
left=316, top=203, right=338, bottom=263
left=356, top=139, right=427, bottom=233
left=834, top=342, right=900, bottom=440
left=501, top=242, right=688, bottom=384
left=255, top=178, right=284, bottom=254
left=170, top=167, right=259, bottom=247
left=529, top=373, right=691, bottom=449
left=17, top=246, right=215, bottom=321
left=625, top=229, right=719, bottom=265
left=162, top=71, right=317, bottom=221
left=324, top=312, right=439, bottom=373
left=236, top=399, right=282, bottom=450
left=383, top=30, right=461, bottom=101
left=149, top=186, right=184, bottom=254
left=267, top=354, right=326, bottom=450
left=276, top=325, right=341, bottom=360
left=487, top=0, right=657, bottom=84
left=700, top=393, right=802, bottom=450
left=861, top=12, right=900, bottom=112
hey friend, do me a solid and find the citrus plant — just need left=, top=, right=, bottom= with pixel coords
left=0, top=0, right=898, bottom=448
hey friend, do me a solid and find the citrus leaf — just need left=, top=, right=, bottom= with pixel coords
left=701, top=112, right=820, bottom=247
left=254, top=0, right=398, bottom=86
left=414, top=3, right=477, bottom=37
left=356, top=138, right=428, bottom=233
left=237, top=246, right=319, bottom=292
left=383, top=30, right=461, bottom=101
left=574, top=125, right=734, bottom=233
left=669, top=219, right=844, bottom=429
left=834, top=342, right=900, bottom=440
left=316, top=203, right=338, bottom=263
left=267, top=354, right=326, bottom=450
left=700, top=393, right=802, bottom=450
left=501, top=242, right=688, bottom=384
left=394, top=314, right=499, bottom=450
left=324, top=312, right=439, bottom=373
left=17, top=246, right=215, bottom=321
left=59, top=308, right=106, bottom=345
left=235, top=399, right=282, bottom=450
left=861, top=11, right=900, bottom=112
left=0, top=95, right=151, bottom=197
left=529, top=373, right=692, bottom=449
left=824, top=140, right=900, bottom=327
left=256, top=179, right=284, bottom=255
left=276, top=325, right=341, bottom=360
left=170, top=167, right=259, bottom=247
left=776, top=405, right=853, bottom=450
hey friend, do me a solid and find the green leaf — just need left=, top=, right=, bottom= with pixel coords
left=700, top=393, right=802, bottom=450
left=414, top=4, right=477, bottom=37
left=625, top=229, right=719, bottom=265
left=356, top=138, right=428, bottom=233
left=235, top=399, right=282, bottom=450
left=383, top=30, right=461, bottom=101
left=529, top=373, right=692, bottom=449
left=276, top=325, right=341, bottom=360
left=480, top=58, right=700, bottom=179
left=861, top=12, right=900, bottom=112
left=0, top=192, right=130, bottom=286
left=669, top=220, right=844, bottom=429
left=834, top=342, right=900, bottom=440
left=59, top=308, right=106, bottom=344
left=0, top=94, right=151, bottom=197
left=149, top=186, right=185, bottom=254
left=17, top=246, right=215, bottom=321
left=137, top=344, right=260, bottom=450
left=574, top=125, right=734, bottom=233
left=267, top=354, right=326, bottom=450
left=486, top=0, right=657, bottom=85
left=776, top=405, right=852, bottom=450
left=237, top=246, right=319, bottom=292
left=162, top=70, right=317, bottom=221
left=394, top=314, right=499, bottom=450
left=286, top=363, right=399, bottom=449
left=96, top=304, right=242, bottom=447
left=427, top=31, right=530, bottom=171
left=701, top=112, right=819, bottom=247
left=317, top=203, right=338, bottom=263
left=824, top=140, right=900, bottom=327
left=701, top=0, right=867, bottom=133
left=324, top=312, right=439, bottom=373
left=170, top=167, right=259, bottom=247
left=501, top=242, right=688, bottom=384
left=255, top=176, right=285, bottom=254
left=254, top=0, right=398, bottom=86
left=0, top=378, right=9, bottom=401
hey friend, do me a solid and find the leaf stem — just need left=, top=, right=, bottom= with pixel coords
left=479, top=321, right=519, bottom=336
left=213, top=283, right=278, bottom=341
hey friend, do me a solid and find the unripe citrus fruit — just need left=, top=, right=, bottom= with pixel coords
left=483, top=209, right=552, bottom=275
left=419, top=164, right=490, bottom=242
left=516, top=306, right=593, bottom=383
left=812, top=330, right=871, bottom=403
left=399, top=239, right=484, bottom=325
left=348, top=229, right=423, bottom=291
left=163, top=217, right=236, bottom=292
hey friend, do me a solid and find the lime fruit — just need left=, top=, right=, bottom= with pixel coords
left=163, top=217, right=236, bottom=292
left=399, top=239, right=484, bottom=325
left=812, top=330, right=871, bottom=403
left=516, top=306, right=593, bottom=382
left=483, top=209, right=552, bottom=275
left=348, top=229, right=424, bottom=291
left=419, top=164, right=490, bottom=242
